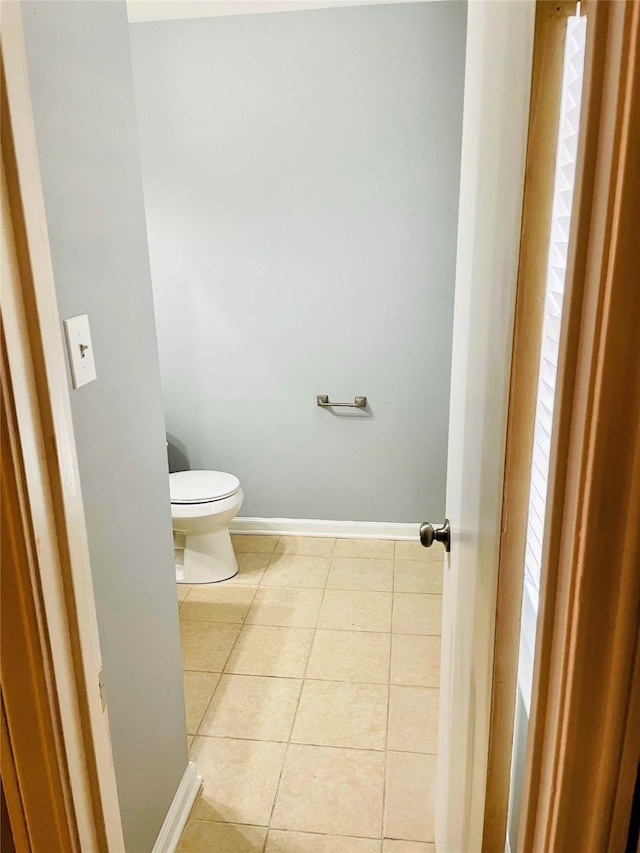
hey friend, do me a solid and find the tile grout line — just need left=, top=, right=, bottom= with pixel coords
left=189, top=817, right=385, bottom=845
left=180, top=617, right=441, bottom=639
left=190, top=576, right=262, bottom=741
left=190, top=731, right=439, bottom=756
left=181, top=630, right=441, bottom=688
left=381, top=560, right=400, bottom=849
left=262, top=538, right=334, bottom=852
left=180, top=582, right=259, bottom=837
left=185, top=671, right=222, bottom=738
left=190, top=537, right=281, bottom=850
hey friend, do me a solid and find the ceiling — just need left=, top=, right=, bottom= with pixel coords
left=127, top=0, right=439, bottom=24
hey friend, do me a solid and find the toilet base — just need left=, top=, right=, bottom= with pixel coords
left=176, top=526, right=238, bottom=584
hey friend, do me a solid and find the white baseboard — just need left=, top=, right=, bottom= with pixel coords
left=152, top=761, right=202, bottom=853
left=229, top=517, right=421, bottom=540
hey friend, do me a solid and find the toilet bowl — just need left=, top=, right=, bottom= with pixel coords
left=170, top=470, right=244, bottom=584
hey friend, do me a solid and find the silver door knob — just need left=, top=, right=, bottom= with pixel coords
left=419, top=519, right=451, bottom=552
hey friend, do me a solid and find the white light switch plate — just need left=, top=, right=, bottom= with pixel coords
left=63, top=314, right=97, bottom=389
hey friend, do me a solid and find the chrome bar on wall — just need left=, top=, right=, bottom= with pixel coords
left=317, top=395, right=367, bottom=409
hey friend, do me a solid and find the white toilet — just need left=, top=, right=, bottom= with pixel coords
left=170, top=470, right=244, bottom=584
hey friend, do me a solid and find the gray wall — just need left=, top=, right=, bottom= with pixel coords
left=22, top=4, right=187, bottom=850
left=130, top=2, right=466, bottom=523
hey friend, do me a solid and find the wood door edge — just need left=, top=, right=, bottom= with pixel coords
left=481, top=3, right=572, bottom=849
left=519, top=1, right=640, bottom=849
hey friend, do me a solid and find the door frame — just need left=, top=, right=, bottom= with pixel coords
left=518, top=1, right=640, bottom=848
left=1, top=3, right=125, bottom=849
left=482, top=3, right=576, bottom=848
left=3, top=0, right=638, bottom=850
left=483, top=0, right=640, bottom=849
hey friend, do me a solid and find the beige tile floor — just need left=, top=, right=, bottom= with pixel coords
left=177, top=535, right=443, bottom=853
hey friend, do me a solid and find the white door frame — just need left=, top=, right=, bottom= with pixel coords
left=436, top=3, right=536, bottom=851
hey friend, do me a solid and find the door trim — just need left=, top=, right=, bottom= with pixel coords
left=1, top=3, right=125, bottom=849
left=482, top=4, right=575, bottom=848
left=519, top=0, right=640, bottom=848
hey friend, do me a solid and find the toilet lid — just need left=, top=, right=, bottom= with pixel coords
left=170, top=470, right=240, bottom=504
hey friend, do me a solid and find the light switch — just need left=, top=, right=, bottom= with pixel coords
left=63, top=314, right=97, bottom=389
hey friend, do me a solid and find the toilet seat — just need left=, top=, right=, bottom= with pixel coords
left=170, top=470, right=240, bottom=504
